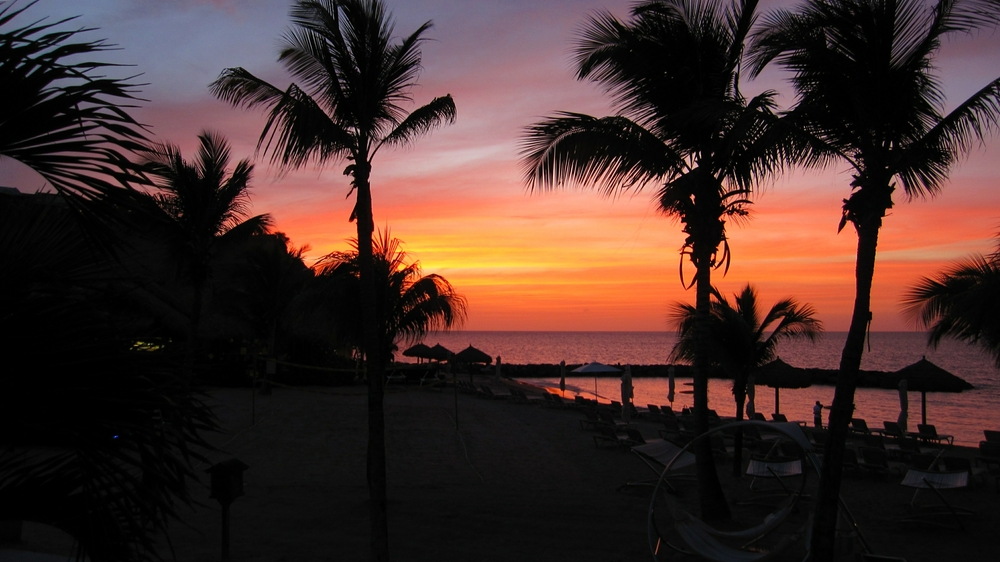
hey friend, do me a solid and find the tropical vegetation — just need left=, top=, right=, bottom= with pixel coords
left=137, top=131, right=274, bottom=378
left=669, top=283, right=822, bottom=473
left=209, top=1, right=456, bottom=556
left=521, top=0, right=793, bottom=519
left=904, top=233, right=1000, bottom=367
left=314, top=229, right=467, bottom=363
left=747, top=0, right=1000, bottom=557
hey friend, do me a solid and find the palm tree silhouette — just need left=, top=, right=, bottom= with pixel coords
left=904, top=233, right=1000, bottom=367
left=748, top=0, right=1000, bottom=557
left=0, top=1, right=147, bottom=235
left=521, top=0, right=791, bottom=519
left=209, top=1, right=455, bottom=556
left=670, top=284, right=822, bottom=474
left=315, top=229, right=467, bottom=363
left=140, top=131, right=272, bottom=379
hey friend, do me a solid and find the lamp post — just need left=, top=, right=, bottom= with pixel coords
left=206, top=458, right=249, bottom=560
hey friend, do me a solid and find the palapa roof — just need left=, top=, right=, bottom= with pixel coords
left=893, top=357, right=974, bottom=393
left=756, top=357, right=813, bottom=389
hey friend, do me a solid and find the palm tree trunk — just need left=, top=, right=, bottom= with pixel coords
left=732, top=386, right=746, bottom=478
left=183, top=276, right=206, bottom=384
left=693, top=254, right=730, bottom=521
left=810, top=215, right=881, bottom=561
left=354, top=163, right=390, bottom=562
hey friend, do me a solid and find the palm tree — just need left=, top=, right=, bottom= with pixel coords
left=747, top=0, right=1000, bottom=557
left=139, top=131, right=272, bottom=379
left=0, top=189, right=217, bottom=562
left=0, top=1, right=146, bottom=210
left=521, top=0, right=791, bottom=519
left=315, top=229, right=467, bottom=362
left=670, top=284, right=822, bottom=474
left=904, top=233, right=1000, bottom=367
left=209, top=1, right=455, bottom=557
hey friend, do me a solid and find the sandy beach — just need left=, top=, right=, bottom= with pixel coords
left=12, top=378, right=1000, bottom=561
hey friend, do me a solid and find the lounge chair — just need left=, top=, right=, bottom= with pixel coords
left=578, top=409, right=606, bottom=431
left=751, top=412, right=767, bottom=421
left=478, top=385, right=510, bottom=400
left=620, top=439, right=697, bottom=492
left=625, top=427, right=657, bottom=446
left=843, top=447, right=861, bottom=475
left=771, top=413, right=789, bottom=423
left=850, top=418, right=873, bottom=435
left=671, top=507, right=808, bottom=562
left=658, top=415, right=684, bottom=442
left=908, top=453, right=937, bottom=471
left=941, top=456, right=989, bottom=487
left=983, top=429, right=1000, bottom=443
left=857, top=447, right=905, bottom=479
left=882, top=421, right=909, bottom=439
left=592, top=424, right=636, bottom=449
left=899, top=469, right=973, bottom=530
left=646, top=404, right=662, bottom=420
left=916, top=424, right=953, bottom=445
left=975, top=441, right=1000, bottom=492
left=745, top=457, right=803, bottom=494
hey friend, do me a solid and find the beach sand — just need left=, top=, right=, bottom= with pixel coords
left=13, top=378, right=1000, bottom=561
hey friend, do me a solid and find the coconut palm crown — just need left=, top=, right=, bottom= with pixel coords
left=210, top=2, right=455, bottom=557
left=747, top=0, right=1000, bottom=558
left=904, top=233, right=1000, bottom=367
left=521, top=0, right=795, bottom=519
left=315, top=230, right=467, bottom=363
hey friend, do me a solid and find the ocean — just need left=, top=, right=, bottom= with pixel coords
left=413, top=331, right=1000, bottom=446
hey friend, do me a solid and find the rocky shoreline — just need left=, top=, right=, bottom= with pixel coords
left=500, top=363, right=974, bottom=391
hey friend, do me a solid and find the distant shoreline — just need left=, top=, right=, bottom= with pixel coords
left=498, top=363, right=973, bottom=391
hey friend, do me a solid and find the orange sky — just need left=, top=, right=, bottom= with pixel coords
left=10, top=0, right=1000, bottom=331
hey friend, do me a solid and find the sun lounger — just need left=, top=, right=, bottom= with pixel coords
left=671, top=508, right=807, bottom=562
left=975, top=442, right=1000, bottom=492
left=592, top=424, right=636, bottom=449
left=941, top=456, right=989, bottom=487
left=850, top=418, right=874, bottom=435
left=746, top=457, right=803, bottom=494
left=983, top=430, right=1000, bottom=443
left=900, top=469, right=974, bottom=530
left=915, top=424, right=953, bottom=445
left=858, top=447, right=905, bottom=479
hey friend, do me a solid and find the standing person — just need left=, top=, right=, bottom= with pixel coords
left=814, top=401, right=826, bottom=428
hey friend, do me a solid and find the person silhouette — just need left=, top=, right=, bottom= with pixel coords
left=813, top=400, right=826, bottom=428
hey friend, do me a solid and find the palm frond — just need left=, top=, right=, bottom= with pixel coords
left=378, top=94, right=457, bottom=152
left=521, top=112, right=683, bottom=195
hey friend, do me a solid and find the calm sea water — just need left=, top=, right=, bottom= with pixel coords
left=414, top=331, right=1000, bottom=446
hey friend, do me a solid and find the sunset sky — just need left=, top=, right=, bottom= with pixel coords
left=10, top=0, right=1000, bottom=331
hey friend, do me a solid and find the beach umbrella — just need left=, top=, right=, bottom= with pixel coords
left=898, top=378, right=909, bottom=432
left=667, top=366, right=676, bottom=405
left=894, top=357, right=974, bottom=425
left=572, top=361, right=621, bottom=400
left=621, top=366, right=633, bottom=424
left=454, top=345, right=492, bottom=365
left=559, top=360, right=566, bottom=394
left=757, top=357, right=812, bottom=415
left=746, top=374, right=756, bottom=420
left=402, top=343, right=433, bottom=363
left=427, top=343, right=455, bottom=362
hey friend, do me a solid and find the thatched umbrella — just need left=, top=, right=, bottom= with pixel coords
left=427, top=344, right=454, bottom=362
left=454, top=345, right=492, bottom=365
left=894, top=357, right=974, bottom=425
left=757, top=357, right=812, bottom=415
left=402, top=343, right=433, bottom=363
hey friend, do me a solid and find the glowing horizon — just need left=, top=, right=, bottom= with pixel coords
left=9, top=0, right=1000, bottom=332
